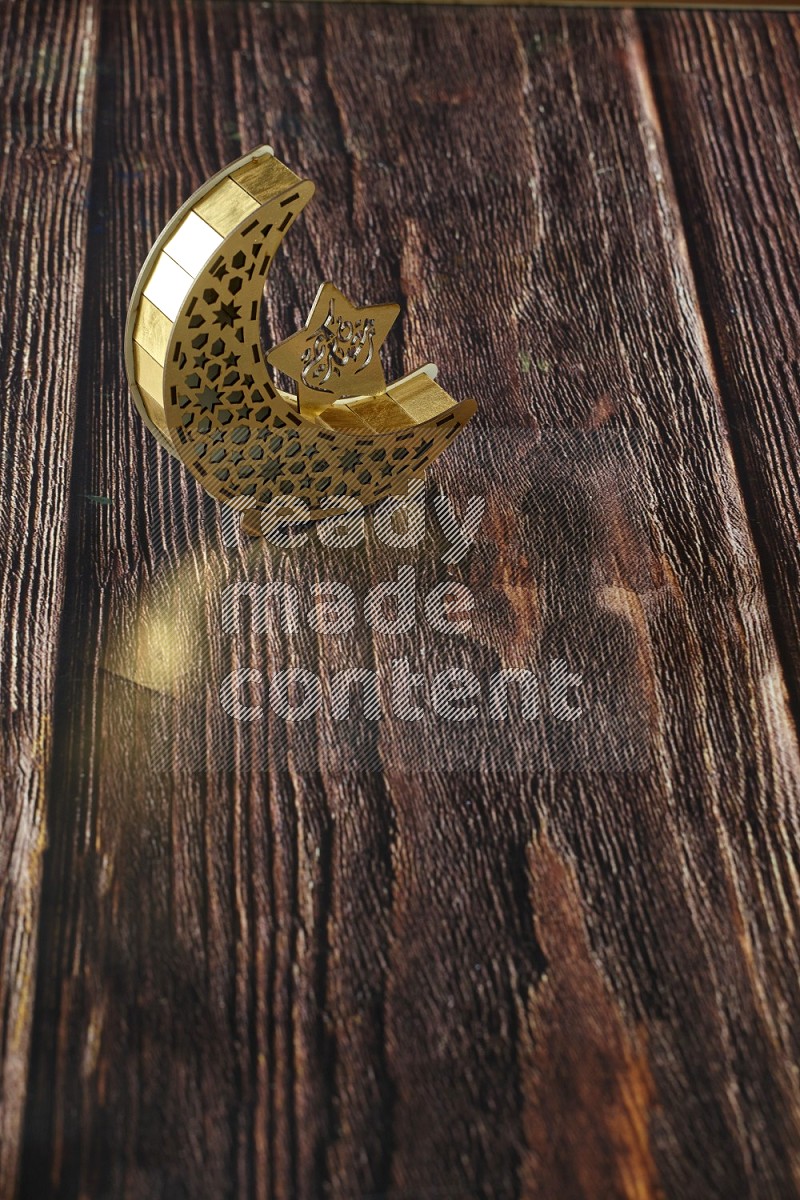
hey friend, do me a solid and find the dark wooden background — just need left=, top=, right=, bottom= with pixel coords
left=4, top=1, right=800, bottom=1197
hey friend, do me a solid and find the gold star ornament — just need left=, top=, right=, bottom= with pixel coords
left=267, top=283, right=400, bottom=410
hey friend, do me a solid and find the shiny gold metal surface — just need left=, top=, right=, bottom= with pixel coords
left=125, top=146, right=476, bottom=527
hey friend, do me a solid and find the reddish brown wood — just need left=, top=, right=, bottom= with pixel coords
left=7, top=4, right=800, bottom=1199
left=643, top=11, right=800, bottom=714
left=0, top=1, right=98, bottom=1194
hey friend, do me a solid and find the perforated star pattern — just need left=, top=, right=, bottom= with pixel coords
left=125, top=147, right=476, bottom=528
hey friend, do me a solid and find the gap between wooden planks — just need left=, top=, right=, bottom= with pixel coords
left=0, top=2, right=99, bottom=1197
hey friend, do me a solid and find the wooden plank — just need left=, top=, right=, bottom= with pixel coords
left=643, top=11, right=800, bottom=714
left=309, top=10, right=800, bottom=1195
left=19, top=4, right=800, bottom=1199
left=285, top=2, right=800, bottom=9
left=15, top=3, right=251, bottom=1195
left=0, top=2, right=98, bottom=1195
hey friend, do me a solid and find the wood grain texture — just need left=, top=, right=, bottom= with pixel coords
left=0, top=2, right=98, bottom=1194
left=9, top=4, right=800, bottom=1199
left=643, top=11, right=800, bottom=713
left=286, top=2, right=800, bottom=9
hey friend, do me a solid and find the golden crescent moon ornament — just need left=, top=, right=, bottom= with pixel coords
left=124, top=146, right=477, bottom=534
